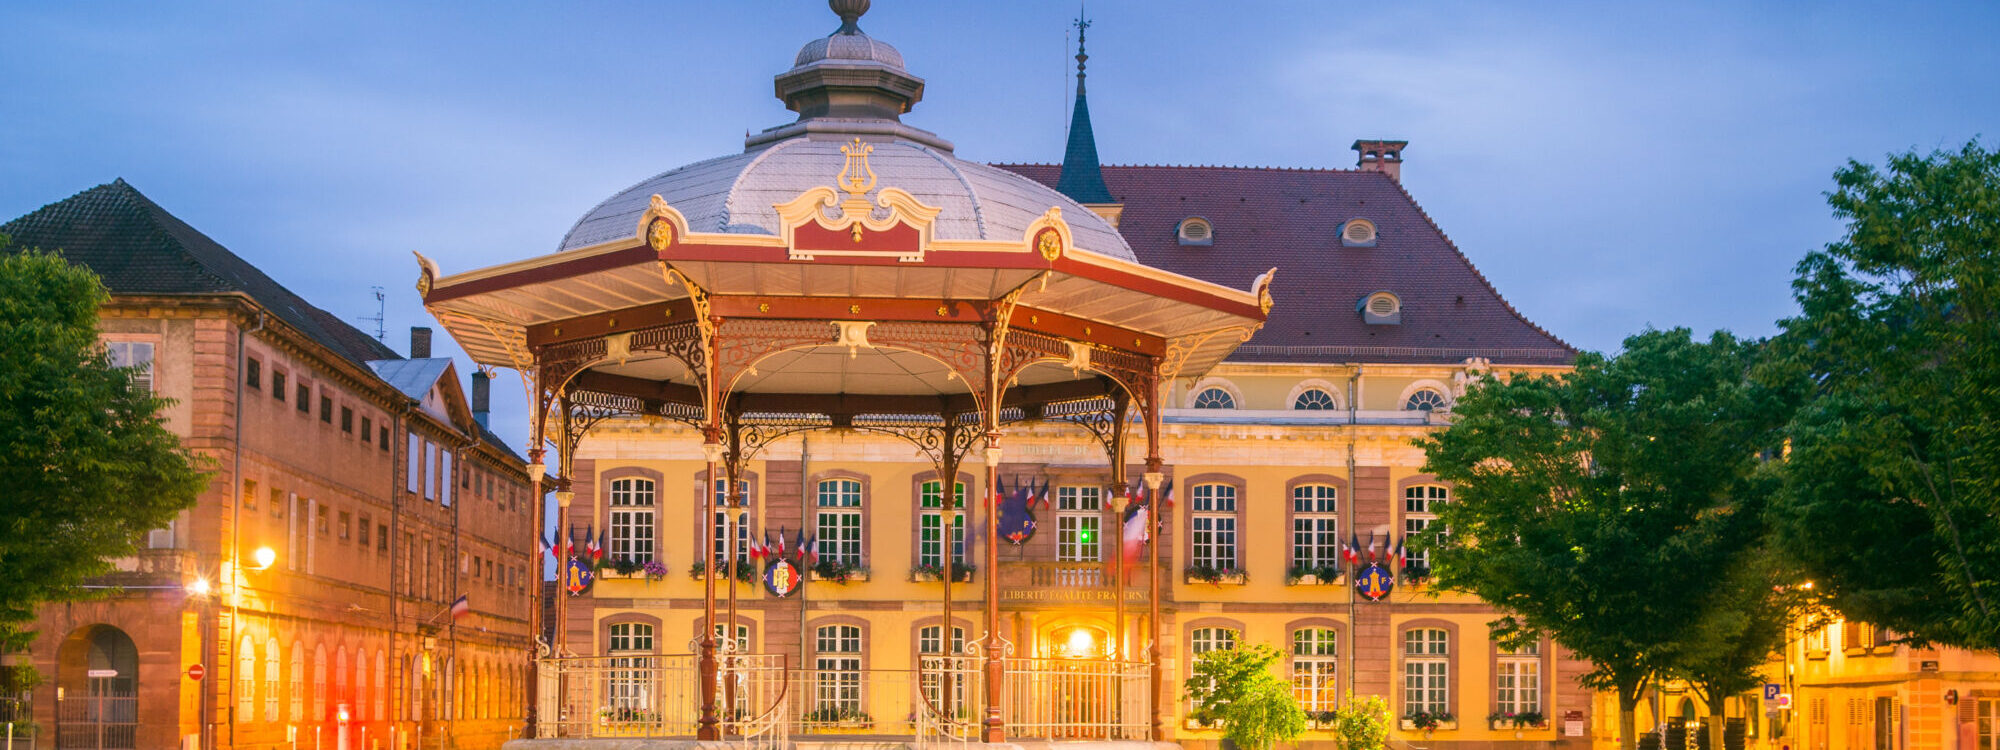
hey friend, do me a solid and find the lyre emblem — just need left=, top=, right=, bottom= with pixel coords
left=838, top=138, right=877, bottom=198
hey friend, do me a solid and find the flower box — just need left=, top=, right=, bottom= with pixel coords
left=810, top=562, right=870, bottom=584
left=1183, top=565, right=1247, bottom=585
left=1401, top=719, right=1458, bottom=732
left=1287, top=572, right=1343, bottom=586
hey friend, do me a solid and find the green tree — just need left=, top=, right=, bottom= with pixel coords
left=1669, top=556, right=1805, bottom=750
left=1328, top=693, right=1393, bottom=750
left=0, top=241, right=208, bottom=652
left=1417, top=328, right=1789, bottom=750
left=1181, top=643, right=1307, bottom=750
left=1767, top=140, right=2000, bottom=653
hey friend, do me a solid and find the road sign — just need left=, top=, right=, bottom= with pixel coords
left=186, top=663, right=204, bottom=681
left=1764, top=683, right=1782, bottom=705
left=1776, top=693, right=1793, bottom=710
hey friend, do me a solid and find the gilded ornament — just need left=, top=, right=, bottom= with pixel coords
left=849, top=304, right=861, bottom=314
left=759, top=303, right=771, bottom=313
left=646, top=217, right=675, bottom=251
left=1037, top=229, right=1063, bottom=261
left=837, top=138, right=878, bottom=198
left=851, top=224, right=864, bottom=243
left=937, top=305, right=949, bottom=317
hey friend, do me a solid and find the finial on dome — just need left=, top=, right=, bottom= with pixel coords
left=830, top=0, right=869, bottom=34
left=1073, top=10, right=1091, bottom=95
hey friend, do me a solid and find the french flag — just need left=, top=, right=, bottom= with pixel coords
left=1344, top=532, right=1361, bottom=565
left=449, top=595, right=471, bottom=621
left=1121, top=503, right=1150, bottom=572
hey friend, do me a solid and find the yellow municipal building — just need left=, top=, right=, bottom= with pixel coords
left=414, top=3, right=2000, bottom=750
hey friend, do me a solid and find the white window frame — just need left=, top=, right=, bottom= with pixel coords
left=1496, top=643, right=1541, bottom=716
left=608, top=478, right=657, bottom=562
left=1293, top=388, right=1338, bottom=410
left=1292, top=485, right=1340, bottom=570
left=1191, top=388, right=1236, bottom=409
left=1404, top=485, right=1449, bottom=570
left=237, top=636, right=257, bottom=717
left=712, top=479, right=751, bottom=564
left=1191, top=484, right=1238, bottom=569
left=607, top=623, right=655, bottom=711
left=1403, top=628, right=1449, bottom=716
left=814, top=625, right=864, bottom=717
left=1056, top=485, right=1102, bottom=563
left=104, top=340, right=155, bottom=393
left=1292, top=628, right=1340, bottom=715
left=918, top=480, right=966, bottom=568
left=289, top=642, right=304, bottom=721
left=816, top=480, right=864, bottom=567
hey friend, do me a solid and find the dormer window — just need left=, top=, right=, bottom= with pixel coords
left=1342, top=219, right=1378, bottom=247
left=1177, top=217, right=1214, bottom=246
left=1360, top=291, right=1401, bottom=325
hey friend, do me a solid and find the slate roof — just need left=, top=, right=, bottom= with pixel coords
left=995, top=164, right=1574, bottom=366
left=1, top=179, right=399, bottom=368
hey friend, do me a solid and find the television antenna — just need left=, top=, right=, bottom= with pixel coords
left=360, top=286, right=386, bottom=342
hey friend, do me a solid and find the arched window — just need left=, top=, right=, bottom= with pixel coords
left=374, top=650, right=387, bottom=722
left=289, top=641, right=304, bottom=721
left=263, top=638, right=281, bottom=723
left=816, top=479, right=865, bottom=567
left=607, top=478, right=656, bottom=563
left=1342, top=218, right=1378, bottom=247
left=237, top=636, right=257, bottom=718
left=1404, top=389, right=1448, bottom=412
left=1293, top=388, right=1338, bottom=410
left=1177, top=217, right=1214, bottom=246
left=1403, top=628, right=1450, bottom=715
left=312, top=644, right=327, bottom=721
left=334, top=646, right=348, bottom=719
left=407, top=656, right=422, bottom=722
left=354, top=649, right=368, bottom=721
left=1191, top=388, right=1236, bottom=409
left=1292, top=628, right=1340, bottom=714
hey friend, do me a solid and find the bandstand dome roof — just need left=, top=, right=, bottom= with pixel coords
left=558, top=139, right=1136, bottom=262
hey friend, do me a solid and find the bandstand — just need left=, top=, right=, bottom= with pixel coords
left=421, top=1, right=1272, bottom=743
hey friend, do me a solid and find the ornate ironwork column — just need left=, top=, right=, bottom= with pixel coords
left=981, top=436, right=1005, bottom=742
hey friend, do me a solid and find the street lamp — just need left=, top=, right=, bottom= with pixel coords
left=251, top=546, right=276, bottom=571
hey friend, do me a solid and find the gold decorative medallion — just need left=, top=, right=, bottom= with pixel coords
left=1037, top=229, right=1063, bottom=261
left=646, top=217, right=675, bottom=251
left=838, top=138, right=878, bottom=198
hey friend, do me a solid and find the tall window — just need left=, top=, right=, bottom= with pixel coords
left=1188, top=627, right=1240, bottom=714
left=312, top=644, right=328, bottom=721
left=816, top=480, right=864, bottom=567
left=289, top=642, right=304, bottom=721
left=1976, top=699, right=1999, bottom=750
left=375, top=651, right=387, bottom=722
left=1495, top=643, right=1541, bottom=717
left=1404, top=485, right=1449, bottom=570
left=105, top=341, right=154, bottom=392
left=263, top=639, right=281, bottom=723
left=607, top=478, right=657, bottom=562
left=607, top=623, right=654, bottom=711
left=439, top=451, right=453, bottom=507
left=712, top=479, right=751, bottom=564
left=334, top=647, right=347, bottom=721
left=814, top=625, right=864, bottom=718
left=1292, top=484, right=1340, bottom=570
left=918, top=625, right=968, bottom=715
left=354, top=649, right=368, bottom=721
left=1403, top=629, right=1449, bottom=716
left=918, top=480, right=966, bottom=567
left=1191, top=484, right=1238, bottom=569
left=237, top=636, right=257, bottom=718
left=1292, top=628, right=1339, bottom=715
left=1056, top=486, right=1102, bottom=562
left=406, top=433, right=421, bottom=493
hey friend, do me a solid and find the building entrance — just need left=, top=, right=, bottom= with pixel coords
left=54, top=625, right=137, bottom=750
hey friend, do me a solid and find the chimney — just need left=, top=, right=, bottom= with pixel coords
left=471, top=371, right=491, bottom=429
left=1352, top=139, right=1409, bottom=182
left=410, top=327, right=433, bottom=359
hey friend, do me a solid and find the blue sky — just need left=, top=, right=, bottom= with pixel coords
left=4, top=1, right=1996, bottom=455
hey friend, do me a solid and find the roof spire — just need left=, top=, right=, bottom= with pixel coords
left=1056, top=7, right=1115, bottom=205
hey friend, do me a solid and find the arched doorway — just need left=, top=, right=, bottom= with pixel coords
left=55, top=625, right=137, bottom=749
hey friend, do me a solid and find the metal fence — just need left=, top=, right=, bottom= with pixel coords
left=535, top=652, right=1146, bottom=743
left=56, top=696, right=136, bottom=750
left=1, top=697, right=33, bottom=750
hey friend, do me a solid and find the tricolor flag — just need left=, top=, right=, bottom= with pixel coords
left=584, top=525, right=602, bottom=563
left=1036, top=480, right=1053, bottom=510
left=540, top=533, right=556, bottom=560
left=1121, top=503, right=1150, bottom=571
left=1366, top=531, right=1382, bottom=563
left=1344, top=533, right=1362, bottom=564
left=801, top=534, right=819, bottom=563
left=1392, top=537, right=1407, bottom=568
left=793, top=529, right=808, bottom=562
left=775, top=527, right=789, bottom=558
left=449, top=594, right=471, bottom=621
left=595, top=528, right=607, bottom=563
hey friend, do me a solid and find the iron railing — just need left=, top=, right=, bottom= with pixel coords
left=534, top=652, right=787, bottom=742
left=1001, top=657, right=1149, bottom=740
left=56, top=696, right=136, bottom=750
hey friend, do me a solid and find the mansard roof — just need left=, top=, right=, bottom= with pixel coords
left=995, top=163, right=1574, bottom=366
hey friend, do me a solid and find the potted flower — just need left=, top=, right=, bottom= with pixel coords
left=1286, top=564, right=1343, bottom=586
left=641, top=560, right=669, bottom=582
left=1184, top=563, right=1247, bottom=585
left=812, top=559, right=869, bottom=583
left=1401, top=709, right=1455, bottom=733
left=607, top=556, right=646, bottom=578
left=909, top=563, right=975, bottom=582
left=1512, top=710, right=1546, bottom=729
left=804, top=705, right=874, bottom=730
left=687, top=559, right=757, bottom=582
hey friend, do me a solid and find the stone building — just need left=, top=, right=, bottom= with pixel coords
left=2, top=181, right=540, bottom=750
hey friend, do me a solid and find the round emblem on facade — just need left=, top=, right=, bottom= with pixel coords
left=1354, top=563, right=1396, bottom=601
left=563, top=557, right=595, bottom=596
left=1036, top=228, right=1063, bottom=261
left=646, top=217, right=675, bottom=251
left=765, top=558, right=802, bottom=598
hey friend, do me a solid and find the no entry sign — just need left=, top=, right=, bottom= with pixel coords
left=186, top=663, right=205, bottom=681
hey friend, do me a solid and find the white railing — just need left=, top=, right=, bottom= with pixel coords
left=536, top=652, right=1148, bottom=742
left=1001, top=657, right=1149, bottom=740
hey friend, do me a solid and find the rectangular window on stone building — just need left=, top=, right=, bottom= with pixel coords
left=296, top=383, right=310, bottom=413
left=1291, top=628, right=1339, bottom=715
left=919, top=480, right=966, bottom=567
left=816, top=479, right=864, bottom=567
left=1495, top=643, right=1541, bottom=716
left=338, top=510, right=351, bottom=541
left=320, top=394, right=333, bottom=423
left=246, top=358, right=261, bottom=389
left=361, top=416, right=372, bottom=445
left=1292, top=484, right=1340, bottom=571
left=1056, top=485, right=1101, bottom=563
left=380, top=426, right=390, bottom=452
left=440, top=451, right=453, bottom=507
left=1403, top=628, right=1450, bottom=716
left=378, top=524, right=389, bottom=552
left=814, top=625, right=864, bottom=717
left=341, top=406, right=353, bottom=433
left=358, top=515, right=371, bottom=547
left=1403, top=485, right=1449, bottom=571
left=270, top=488, right=284, bottom=517
left=243, top=479, right=257, bottom=510
left=1191, top=484, right=1238, bottom=570
left=273, top=370, right=286, bottom=400
left=105, top=341, right=154, bottom=393
left=317, top=504, right=329, bottom=535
